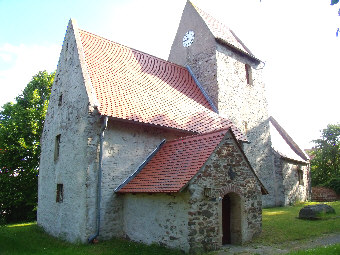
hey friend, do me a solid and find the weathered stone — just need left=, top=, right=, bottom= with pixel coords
left=299, top=204, right=336, bottom=220
left=201, top=210, right=213, bottom=218
left=186, top=132, right=263, bottom=251
left=273, top=151, right=310, bottom=206
left=189, top=229, right=197, bottom=236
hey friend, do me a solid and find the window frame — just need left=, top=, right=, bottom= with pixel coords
left=245, top=64, right=253, bottom=85
left=56, top=184, right=64, bottom=203
left=54, top=134, right=61, bottom=161
left=297, top=168, right=304, bottom=186
left=58, top=93, right=63, bottom=106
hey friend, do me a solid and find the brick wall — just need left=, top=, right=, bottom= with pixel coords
left=312, top=187, right=338, bottom=202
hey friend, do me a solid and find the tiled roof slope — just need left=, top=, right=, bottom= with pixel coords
left=117, top=129, right=228, bottom=193
left=269, top=116, right=309, bottom=162
left=192, top=3, right=254, bottom=57
left=78, top=29, right=246, bottom=140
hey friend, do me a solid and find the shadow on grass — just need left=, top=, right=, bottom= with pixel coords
left=0, top=223, right=184, bottom=255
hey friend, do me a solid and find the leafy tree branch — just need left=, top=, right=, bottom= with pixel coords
left=0, top=71, right=54, bottom=223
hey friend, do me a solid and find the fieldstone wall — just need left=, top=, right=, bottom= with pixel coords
left=273, top=151, right=310, bottom=205
left=37, top=20, right=101, bottom=242
left=187, top=132, right=262, bottom=253
left=168, top=1, right=219, bottom=108
left=215, top=44, right=276, bottom=208
left=282, top=161, right=310, bottom=205
left=122, top=193, right=190, bottom=252
left=99, top=120, right=187, bottom=239
left=168, top=2, right=277, bottom=207
left=273, top=151, right=285, bottom=206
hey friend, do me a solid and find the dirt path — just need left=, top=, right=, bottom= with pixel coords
left=216, top=232, right=340, bottom=255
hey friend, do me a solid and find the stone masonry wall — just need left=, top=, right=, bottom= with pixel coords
left=273, top=151, right=310, bottom=206
left=122, top=193, right=190, bottom=252
left=99, top=120, right=187, bottom=239
left=273, top=151, right=285, bottom=206
left=187, top=132, right=262, bottom=253
left=168, top=1, right=219, bottom=108
left=281, top=159, right=310, bottom=205
left=38, top=20, right=100, bottom=243
left=215, top=44, right=276, bottom=207
left=168, top=2, right=277, bottom=208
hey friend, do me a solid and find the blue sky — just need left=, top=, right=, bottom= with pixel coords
left=0, top=0, right=339, bottom=149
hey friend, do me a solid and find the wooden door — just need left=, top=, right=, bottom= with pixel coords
left=222, top=194, right=231, bottom=244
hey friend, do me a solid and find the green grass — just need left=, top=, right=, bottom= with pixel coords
left=0, top=222, right=184, bottom=255
left=253, top=201, right=340, bottom=245
left=0, top=202, right=339, bottom=254
left=287, top=243, right=340, bottom=255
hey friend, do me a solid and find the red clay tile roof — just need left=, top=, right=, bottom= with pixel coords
left=78, top=29, right=246, bottom=140
left=193, top=3, right=254, bottom=57
left=117, top=129, right=229, bottom=193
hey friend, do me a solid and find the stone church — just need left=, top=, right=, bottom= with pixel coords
left=37, top=1, right=310, bottom=252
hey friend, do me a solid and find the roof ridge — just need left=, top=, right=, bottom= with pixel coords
left=191, top=2, right=256, bottom=58
left=229, top=29, right=254, bottom=56
left=78, top=28, right=190, bottom=72
left=70, top=20, right=100, bottom=109
left=191, top=3, right=231, bottom=29
left=269, top=116, right=309, bottom=161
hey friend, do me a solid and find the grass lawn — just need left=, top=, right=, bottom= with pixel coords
left=0, top=201, right=339, bottom=254
left=0, top=222, right=184, bottom=255
left=253, top=201, right=340, bottom=245
left=287, top=243, right=340, bottom=255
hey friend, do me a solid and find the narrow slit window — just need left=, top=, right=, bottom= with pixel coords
left=58, top=94, right=63, bottom=106
left=245, top=64, right=253, bottom=85
left=54, top=134, right=61, bottom=161
left=243, top=121, right=248, bottom=135
left=298, top=168, right=304, bottom=185
left=56, top=184, right=64, bottom=203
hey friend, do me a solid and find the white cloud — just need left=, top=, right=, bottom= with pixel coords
left=0, top=43, right=60, bottom=107
left=0, top=52, right=13, bottom=62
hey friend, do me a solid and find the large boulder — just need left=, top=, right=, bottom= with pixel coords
left=299, top=204, right=336, bottom=220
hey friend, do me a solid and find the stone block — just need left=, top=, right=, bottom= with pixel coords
left=299, top=204, right=336, bottom=220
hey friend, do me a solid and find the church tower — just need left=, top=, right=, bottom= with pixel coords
left=168, top=1, right=277, bottom=207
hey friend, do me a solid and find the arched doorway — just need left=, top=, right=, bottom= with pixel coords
left=222, top=192, right=242, bottom=245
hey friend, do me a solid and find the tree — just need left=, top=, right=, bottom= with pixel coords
left=330, top=0, right=340, bottom=36
left=0, top=71, right=54, bottom=223
left=310, top=124, right=340, bottom=194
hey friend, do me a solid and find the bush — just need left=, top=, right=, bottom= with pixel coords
left=322, top=177, right=340, bottom=194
